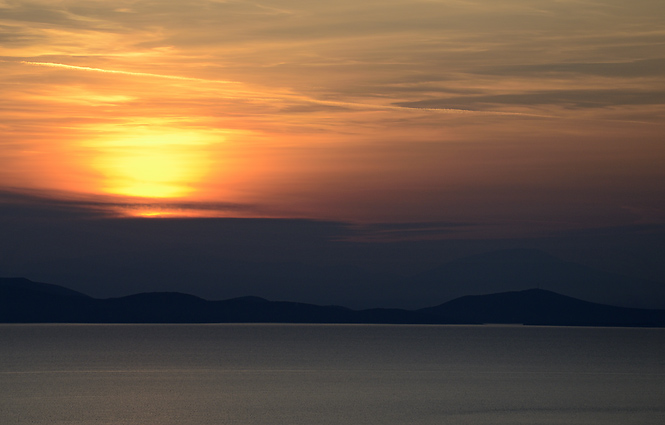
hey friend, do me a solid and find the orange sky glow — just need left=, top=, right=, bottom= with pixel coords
left=1, top=0, right=664, bottom=237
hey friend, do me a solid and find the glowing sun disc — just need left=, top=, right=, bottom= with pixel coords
left=89, top=127, right=218, bottom=199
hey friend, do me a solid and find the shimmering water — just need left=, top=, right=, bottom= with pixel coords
left=1, top=324, right=663, bottom=424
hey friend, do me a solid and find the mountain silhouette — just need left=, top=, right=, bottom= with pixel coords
left=0, top=278, right=454, bottom=324
left=2, top=277, right=664, bottom=326
left=1, top=277, right=93, bottom=322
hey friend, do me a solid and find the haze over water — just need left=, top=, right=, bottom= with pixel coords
left=1, top=324, right=663, bottom=425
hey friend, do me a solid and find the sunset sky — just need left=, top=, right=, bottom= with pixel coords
left=1, top=0, right=664, bottom=305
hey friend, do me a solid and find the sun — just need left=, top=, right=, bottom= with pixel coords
left=89, top=126, right=219, bottom=199
left=100, top=149, right=200, bottom=198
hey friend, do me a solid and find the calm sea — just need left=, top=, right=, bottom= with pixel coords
left=1, top=324, right=663, bottom=424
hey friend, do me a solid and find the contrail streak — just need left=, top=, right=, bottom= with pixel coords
left=20, top=61, right=238, bottom=84
left=17, top=60, right=547, bottom=117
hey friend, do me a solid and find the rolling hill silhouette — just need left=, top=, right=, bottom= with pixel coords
left=2, top=277, right=663, bottom=326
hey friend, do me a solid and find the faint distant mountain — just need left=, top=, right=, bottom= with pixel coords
left=401, top=249, right=665, bottom=309
left=0, top=277, right=91, bottom=298
left=420, top=288, right=665, bottom=327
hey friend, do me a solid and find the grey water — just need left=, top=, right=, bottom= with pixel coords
left=1, top=324, right=664, bottom=425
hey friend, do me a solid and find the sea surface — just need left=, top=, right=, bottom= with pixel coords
left=1, top=324, right=663, bottom=424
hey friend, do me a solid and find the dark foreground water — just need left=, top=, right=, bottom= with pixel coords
left=1, top=324, right=663, bottom=424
